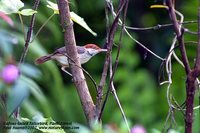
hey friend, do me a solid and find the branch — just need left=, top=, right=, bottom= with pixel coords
left=104, top=0, right=165, bottom=61
left=19, top=0, right=40, bottom=64
left=112, top=6, right=165, bottom=61
left=97, top=0, right=126, bottom=121
left=15, top=0, right=40, bottom=118
left=98, top=1, right=131, bottom=132
left=166, top=1, right=199, bottom=133
left=166, top=0, right=191, bottom=74
left=56, top=0, right=96, bottom=125
left=125, top=20, right=197, bottom=31
left=109, top=56, right=131, bottom=133
left=95, top=1, right=111, bottom=118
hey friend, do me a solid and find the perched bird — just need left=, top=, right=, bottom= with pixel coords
left=35, top=44, right=107, bottom=75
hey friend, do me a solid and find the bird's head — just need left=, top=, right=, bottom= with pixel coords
left=84, top=44, right=107, bottom=57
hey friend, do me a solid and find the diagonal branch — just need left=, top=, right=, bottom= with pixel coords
left=19, top=0, right=40, bottom=64
left=56, top=0, right=96, bottom=125
left=124, top=20, right=197, bottom=31
left=96, top=0, right=126, bottom=121
left=16, top=0, right=40, bottom=118
left=166, top=0, right=191, bottom=74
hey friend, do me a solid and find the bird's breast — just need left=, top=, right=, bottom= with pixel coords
left=51, top=53, right=92, bottom=66
left=51, top=54, right=69, bottom=66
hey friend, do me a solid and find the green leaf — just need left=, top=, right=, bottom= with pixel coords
left=72, top=124, right=90, bottom=133
left=0, top=0, right=24, bottom=14
left=46, top=0, right=59, bottom=14
left=0, top=29, right=17, bottom=56
left=19, top=63, right=41, bottom=78
left=6, top=80, right=29, bottom=116
left=168, top=129, right=180, bottom=133
left=0, top=82, right=4, bottom=91
left=20, top=75, right=48, bottom=105
left=19, top=116, right=66, bottom=133
left=151, top=129, right=162, bottom=133
left=32, top=114, right=66, bottom=133
left=18, top=9, right=37, bottom=16
left=70, top=12, right=97, bottom=36
left=46, top=0, right=97, bottom=36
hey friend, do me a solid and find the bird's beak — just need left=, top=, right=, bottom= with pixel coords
left=99, top=49, right=107, bottom=52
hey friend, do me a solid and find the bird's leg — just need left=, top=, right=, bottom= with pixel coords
left=61, top=66, right=72, bottom=76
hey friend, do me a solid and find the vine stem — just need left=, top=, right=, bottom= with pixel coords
left=16, top=0, right=41, bottom=118
left=19, top=0, right=41, bottom=64
left=97, top=0, right=126, bottom=121
left=166, top=1, right=200, bottom=133
left=30, top=13, right=55, bottom=43
left=18, top=13, right=25, bottom=40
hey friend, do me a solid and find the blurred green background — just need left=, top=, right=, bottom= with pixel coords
left=0, top=0, right=199, bottom=132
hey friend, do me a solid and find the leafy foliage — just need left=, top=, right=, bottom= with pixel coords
left=0, top=0, right=36, bottom=16
left=46, top=0, right=97, bottom=36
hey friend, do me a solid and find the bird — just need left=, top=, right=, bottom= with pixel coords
left=35, top=44, right=107, bottom=76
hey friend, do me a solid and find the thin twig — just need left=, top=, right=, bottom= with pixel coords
left=30, top=13, right=55, bottom=43
left=124, top=20, right=197, bottom=31
left=115, top=14, right=165, bottom=61
left=107, top=1, right=130, bottom=132
left=97, top=0, right=126, bottom=121
left=62, top=53, right=98, bottom=92
left=172, top=97, right=185, bottom=115
left=184, top=28, right=198, bottom=35
left=106, top=0, right=165, bottom=61
left=18, top=13, right=25, bottom=40
left=159, top=3, right=191, bottom=132
left=19, top=0, right=41, bottom=64
left=109, top=56, right=131, bottom=133
left=126, top=30, right=165, bottom=61
left=166, top=1, right=199, bottom=133
left=16, top=0, right=40, bottom=118
left=166, top=0, right=191, bottom=74
left=163, top=108, right=172, bottom=133
left=95, top=0, right=111, bottom=118
left=185, top=41, right=198, bottom=45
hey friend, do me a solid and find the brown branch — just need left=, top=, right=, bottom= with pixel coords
left=19, top=0, right=40, bottom=64
left=95, top=1, right=111, bottom=117
left=103, top=3, right=130, bottom=132
left=56, top=0, right=96, bottom=125
left=125, top=20, right=197, bottom=31
left=184, top=73, right=196, bottom=133
left=97, top=0, right=126, bottom=121
left=187, top=3, right=200, bottom=133
left=166, top=0, right=191, bottom=74
left=16, top=0, right=40, bottom=118
left=166, top=1, right=200, bottom=133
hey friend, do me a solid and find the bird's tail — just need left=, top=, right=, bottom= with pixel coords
left=35, top=54, right=52, bottom=64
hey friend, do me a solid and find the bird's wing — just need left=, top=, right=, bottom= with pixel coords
left=54, top=46, right=86, bottom=55
left=54, top=47, right=66, bottom=55
left=77, top=46, right=86, bottom=54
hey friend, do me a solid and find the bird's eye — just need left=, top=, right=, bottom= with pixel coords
left=87, top=51, right=93, bottom=56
